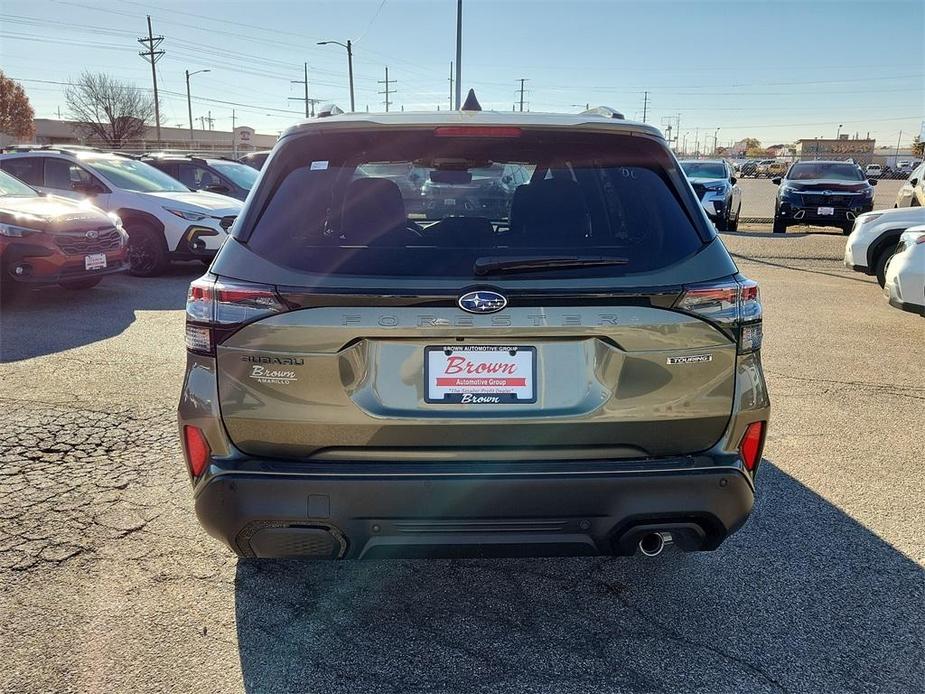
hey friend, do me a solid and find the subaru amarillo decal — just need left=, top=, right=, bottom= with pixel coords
left=458, top=290, right=507, bottom=314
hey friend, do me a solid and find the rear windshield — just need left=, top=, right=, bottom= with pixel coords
left=241, top=128, right=707, bottom=278
left=787, top=163, right=865, bottom=181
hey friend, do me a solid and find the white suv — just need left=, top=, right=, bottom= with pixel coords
left=844, top=206, right=925, bottom=286
left=0, top=147, right=241, bottom=276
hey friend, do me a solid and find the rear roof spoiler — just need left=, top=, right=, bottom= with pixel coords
left=580, top=106, right=625, bottom=120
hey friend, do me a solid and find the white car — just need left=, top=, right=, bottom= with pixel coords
left=883, top=226, right=925, bottom=316
left=0, top=147, right=241, bottom=276
left=865, top=164, right=882, bottom=178
left=844, top=206, right=925, bottom=286
left=894, top=160, right=925, bottom=208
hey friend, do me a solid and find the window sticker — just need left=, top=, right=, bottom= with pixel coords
left=310, top=160, right=329, bottom=171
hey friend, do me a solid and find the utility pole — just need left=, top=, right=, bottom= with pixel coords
left=231, top=109, right=236, bottom=158
left=378, top=66, right=396, bottom=112
left=289, top=62, right=315, bottom=118
left=713, top=127, right=720, bottom=155
left=895, top=130, right=903, bottom=164
left=448, top=62, right=454, bottom=111
left=642, top=91, right=648, bottom=123
left=517, top=78, right=529, bottom=112
left=454, top=0, right=462, bottom=109
left=138, top=15, right=165, bottom=145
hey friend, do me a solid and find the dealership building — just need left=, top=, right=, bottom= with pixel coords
left=1, top=118, right=279, bottom=156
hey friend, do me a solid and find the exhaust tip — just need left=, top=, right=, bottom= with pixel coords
left=639, top=532, right=666, bottom=557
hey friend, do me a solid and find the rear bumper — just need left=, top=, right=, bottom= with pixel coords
left=778, top=200, right=873, bottom=225
left=193, top=458, right=756, bottom=559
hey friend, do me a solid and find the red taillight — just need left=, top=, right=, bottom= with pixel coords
left=182, top=425, right=211, bottom=478
left=739, top=421, right=766, bottom=471
left=433, top=126, right=522, bottom=138
left=185, top=275, right=286, bottom=355
left=674, top=276, right=763, bottom=353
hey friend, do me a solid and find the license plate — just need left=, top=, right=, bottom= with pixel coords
left=84, top=253, right=107, bottom=270
left=817, top=206, right=835, bottom=216
left=444, top=198, right=456, bottom=206
left=425, top=346, right=536, bottom=404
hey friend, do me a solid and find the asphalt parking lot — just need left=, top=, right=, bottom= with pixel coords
left=1, top=228, right=923, bottom=694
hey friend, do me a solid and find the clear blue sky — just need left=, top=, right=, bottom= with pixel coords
left=2, top=0, right=923, bottom=149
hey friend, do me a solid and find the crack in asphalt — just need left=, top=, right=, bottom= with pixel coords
left=766, top=371, right=925, bottom=401
left=588, top=559, right=791, bottom=694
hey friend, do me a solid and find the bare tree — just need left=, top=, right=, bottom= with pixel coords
left=65, top=72, right=155, bottom=147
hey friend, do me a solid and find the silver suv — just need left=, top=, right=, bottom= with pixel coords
left=178, top=104, right=769, bottom=560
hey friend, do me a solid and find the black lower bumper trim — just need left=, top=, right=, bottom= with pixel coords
left=193, top=461, right=755, bottom=559
left=888, top=297, right=925, bottom=316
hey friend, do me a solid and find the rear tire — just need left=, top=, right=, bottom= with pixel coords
left=772, top=218, right=787, bottom=234
left=126, top=221, right=168, bottom=277
left=59, top=277, right=102, bottom=290
left=874, top=243, right=897, bottom=288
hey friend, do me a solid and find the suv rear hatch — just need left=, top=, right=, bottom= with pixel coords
left=191, top=123, right=756, bottom=462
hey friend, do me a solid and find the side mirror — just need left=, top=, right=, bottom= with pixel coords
left=205, top=184, right=231, bottom=194
left=868, top=179, right=878, bottom=186
left=771, top=177, right=782, bottom=185
left=730, top=176, right=737, bottom=185
left=910, top=178, right=918, bottom=186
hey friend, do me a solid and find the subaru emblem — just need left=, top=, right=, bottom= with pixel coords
left=85, top=230, right=99, bottom=239
left=458, top=290, right=507, bottom=314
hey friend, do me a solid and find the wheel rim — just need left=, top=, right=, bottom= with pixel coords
left=128, top=234, right=156, bottom=273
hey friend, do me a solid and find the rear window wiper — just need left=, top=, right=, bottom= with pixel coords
left=473, top=255, right=629, bottom=275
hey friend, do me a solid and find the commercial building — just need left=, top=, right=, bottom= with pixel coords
left=1, top=118, right=280, bottom=156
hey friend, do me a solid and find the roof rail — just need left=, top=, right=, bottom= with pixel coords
left=580, top=106, right=625, bottom=120
left=317, top=103, right=345, bottom=118
left=0, top=144, right=110, bottom=155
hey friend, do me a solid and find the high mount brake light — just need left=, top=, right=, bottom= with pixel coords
left=433, top=126, right=523, bottom=138
left=674, top=276, right=763, bottom=353
left=739, top=421, right=766, bottom=472
left=184, top=275, right=287, bottom=355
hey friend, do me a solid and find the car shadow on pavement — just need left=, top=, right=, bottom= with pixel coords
left=233, top=462, right=923, bottom=694
left=0, top=264, right=200, bottom=363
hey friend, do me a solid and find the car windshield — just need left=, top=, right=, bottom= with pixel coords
left=0, top=169, right=37, bottom=197
left=787, top=163, right=865, bottom=181
left=212, top=161, right=259, bottom=189
left=84, top=157, right=190, bottom=193
left=241, top=128, right=707, bottom=279
left=680, top=162, right=726, bottom=179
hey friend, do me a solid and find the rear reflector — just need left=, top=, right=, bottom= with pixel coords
left=434, top=126, right=522, bottom=138
left=182, top=425, right=211, bottom=478
left=739, top=421, right=766, bottom=471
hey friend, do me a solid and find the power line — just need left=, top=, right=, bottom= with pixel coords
left=137, top=15, right=165, bottom=144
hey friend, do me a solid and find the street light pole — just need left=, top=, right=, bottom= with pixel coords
left=185, top=69, right=210, bottom=144
left=836, top=123, right=843, bottom=139
left=713, top=127, right=720, bottom=155
left=317, top=40, right=355, bottom=112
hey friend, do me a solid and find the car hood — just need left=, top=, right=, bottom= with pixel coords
left=144, top=190, right=242, bottom=215
left=782, top=180, right=870, bottom=192
left=857, top=207, right=925, bottom=227
left=0, top=194, right=112, bottom=231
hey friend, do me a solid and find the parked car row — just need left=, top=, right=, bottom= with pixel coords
left=0, top=146, right=245, bottom=296
left=845, top=206, right=925, bottom=317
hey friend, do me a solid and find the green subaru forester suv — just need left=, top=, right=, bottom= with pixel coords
left=178, top=102, right=769, bottom=560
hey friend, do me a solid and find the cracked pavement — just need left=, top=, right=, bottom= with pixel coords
left=0, top=231, right=922, bottom=693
